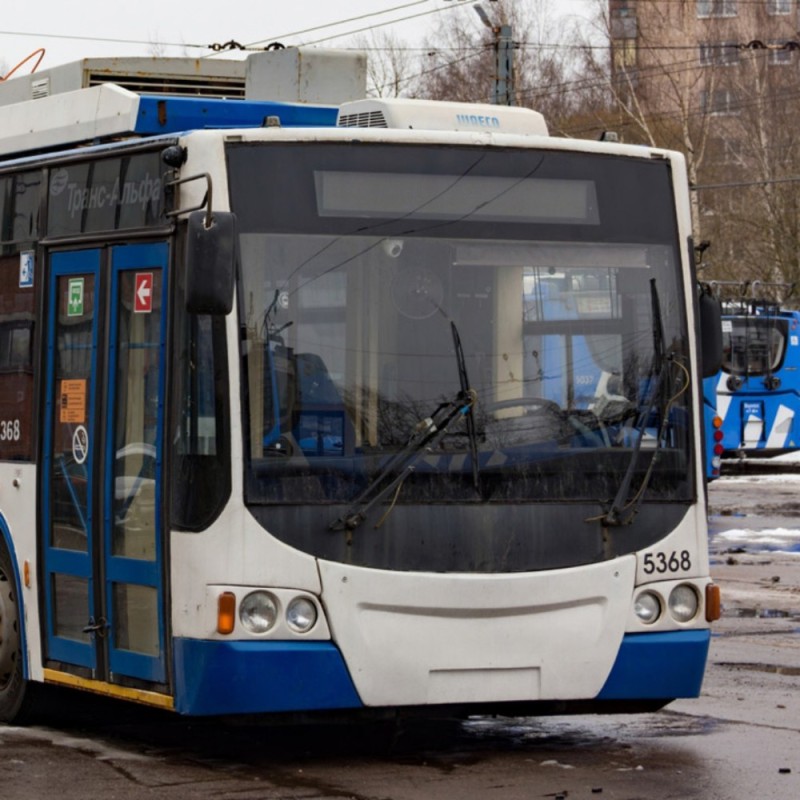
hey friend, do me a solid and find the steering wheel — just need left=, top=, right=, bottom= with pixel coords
left=486, top=398, right=611, bottom=448
left=483, top=397, right=566, bottom=444
left=485, top=396, right=563, bottom=416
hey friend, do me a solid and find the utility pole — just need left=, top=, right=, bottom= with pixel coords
left=495, top=23, right=513, bottom=106
left=474, top=3, right=514, bottom=105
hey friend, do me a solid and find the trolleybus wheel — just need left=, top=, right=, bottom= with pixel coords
left=0, top=540, right=39, bottom=723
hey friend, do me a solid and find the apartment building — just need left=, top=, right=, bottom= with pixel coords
left=611, top=0, right=797, bottom=115
left=608, top=0, right=800, bottom=281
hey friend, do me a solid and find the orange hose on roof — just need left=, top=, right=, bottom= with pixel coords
left=1, top=48, right=46, bottom=81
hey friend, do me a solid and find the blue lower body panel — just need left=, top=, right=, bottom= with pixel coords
left=173, top=639, right=363, bottom=715
left=597, top=630, right=710, bottom=700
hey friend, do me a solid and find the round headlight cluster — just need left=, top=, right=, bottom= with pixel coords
left=286, top=597, right=318, bottom=633
left=239, top=591, right=278, bottom=634
left=634, top=591, right=661, bottom=624
left=634, top=584, right=700, bottom=626
left=669, top=584, right=699, bottom=623
left=237, top=591, right=319, bottom=635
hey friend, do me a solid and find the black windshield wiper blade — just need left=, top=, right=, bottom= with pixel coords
left=329, top=389, right=476, bottom=533
left=602, top=279, right=670, bottom=527
left=650, top=277, right=665, bottom=374
left=601, top=362, right=668, bottom=526
left=451, top=321, right=480, bottom=490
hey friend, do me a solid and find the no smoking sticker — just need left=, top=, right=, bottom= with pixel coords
left=72, top=425, right=88, bottom=465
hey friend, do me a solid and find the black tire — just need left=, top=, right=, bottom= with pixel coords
left=0, top=538, right=40, bottom=723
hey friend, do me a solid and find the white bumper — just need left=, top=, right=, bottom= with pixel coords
left=319, top=556, right=636, bottom=706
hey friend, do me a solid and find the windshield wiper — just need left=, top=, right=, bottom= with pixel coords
left=601, top=279, right=673, bottom=527
left=329, top=387, right=476, bottom=534
left=451, top=321, right=480, bottom=490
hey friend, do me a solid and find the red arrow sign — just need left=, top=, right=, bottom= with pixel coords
left=134, top=272, right=153, bottom=313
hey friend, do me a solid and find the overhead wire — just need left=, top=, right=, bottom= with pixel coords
left=273, top=1, right=480, bottom=48
left=4, top=6, right=799, bottom=136
left=242, top=0, right=439, bottom=49
left=0, top=1, right=573, bottom=101
left=512, top=43, right=800, bottom=138
left=0, top=1, right=479, bottom=59
left=0, top=28, right=208, bottom=51
left=376, top=46, right=487, bottom=96
left=603, top=51, right=800, bottom=131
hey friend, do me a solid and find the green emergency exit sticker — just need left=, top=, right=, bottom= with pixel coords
left=67, top=277, right=84, bottom=317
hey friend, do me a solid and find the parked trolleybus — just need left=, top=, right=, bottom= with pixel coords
left=0, top=51, right=722, bottom=723
left=704, top=281, right=799, bottom=477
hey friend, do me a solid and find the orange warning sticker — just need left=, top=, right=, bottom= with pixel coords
left=60, top=379, right=87, bottom=423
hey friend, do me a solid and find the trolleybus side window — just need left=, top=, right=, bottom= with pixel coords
left=47, top=155, right=163, bottom=238
left=0, top=169, right=41, bottom=461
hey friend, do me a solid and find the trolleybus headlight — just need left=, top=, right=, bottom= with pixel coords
left=286, top=596, right=318, bottom=633
left=239, top=591, right=279, bottom=634
left=668, top=584, right=699, bottom=623
left=634, top=591, right=661, bottom=624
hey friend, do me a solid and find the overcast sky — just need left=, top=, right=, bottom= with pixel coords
left=1, top=0, right=596, bottom=75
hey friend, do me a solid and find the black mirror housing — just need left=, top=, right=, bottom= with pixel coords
left=698, top=287, right=723, bottom=378
left=185, top=210, right=236, bottom=315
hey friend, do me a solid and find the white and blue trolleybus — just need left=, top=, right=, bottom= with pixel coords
left=0, top=50, right=722, bottom=722
left=704, top=280, right=800, bottom=476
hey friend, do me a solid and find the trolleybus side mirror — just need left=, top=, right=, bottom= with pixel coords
left=698, top=288, right=723, bottom=378
left=185, top=210, right=236, bottom=315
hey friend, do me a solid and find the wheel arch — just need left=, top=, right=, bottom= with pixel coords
left=0, top=513, right=29, bottom=680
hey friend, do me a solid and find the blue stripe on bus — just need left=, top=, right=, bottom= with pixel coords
left=172, top=639, right=363, bottom=715
left=135, top=96, right=339, bottom=135
left=597, top=630, right=710, bottom=700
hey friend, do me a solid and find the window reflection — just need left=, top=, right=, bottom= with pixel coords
left=241, top=232, right=686, bottom=503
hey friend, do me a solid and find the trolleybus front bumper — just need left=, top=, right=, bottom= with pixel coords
left=172, top=629, right=710, bottom=716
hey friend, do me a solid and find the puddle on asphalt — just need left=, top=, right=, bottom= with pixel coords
left=724, top=607, right=797, bottom=619
left=716, top=661, right=800, bottom=677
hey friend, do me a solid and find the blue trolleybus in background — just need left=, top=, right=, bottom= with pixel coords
left=704, top=281, right=798, bottom=478
left=0, top=49, right=722, bottom=723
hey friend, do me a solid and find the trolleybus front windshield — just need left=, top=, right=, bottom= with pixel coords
left=721, top=316, right=789, bottom=377
left=228, top=142, right=693, bottom=572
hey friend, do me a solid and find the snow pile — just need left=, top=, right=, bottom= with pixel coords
left=713, top=526, right=800, bottom=554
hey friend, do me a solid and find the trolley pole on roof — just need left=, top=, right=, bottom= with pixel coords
left=474, top=4, right=514, bottom=105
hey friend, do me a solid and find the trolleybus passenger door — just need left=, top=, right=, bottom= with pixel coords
left=43, top=250, right=102, bottom=670
left=103, top=243, right=168, bottom=683
left=43, top=244, right=168, bottom=685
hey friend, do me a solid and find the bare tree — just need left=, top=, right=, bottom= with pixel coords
left=575, top=1, right=722, bottom=237
left=412, top=0, right=587, bottom=126
left=412, top=5, right=487, bottom=103
left=572, top=0, right=800, bottom=290
left=697, top=41, right=800, bottom=289
left=351, top=29, right=417, bottom=98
